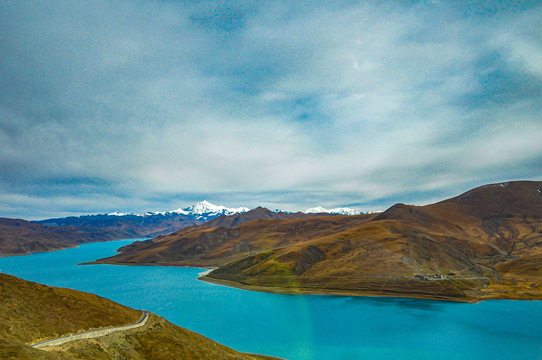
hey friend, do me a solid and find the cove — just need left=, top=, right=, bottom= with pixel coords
left=1, top=239, right=541, bottom=360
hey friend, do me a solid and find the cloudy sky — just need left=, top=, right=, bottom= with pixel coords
left=1, top=0, right=541, bottom=219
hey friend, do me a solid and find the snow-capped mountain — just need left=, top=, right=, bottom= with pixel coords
left=107, top=200, right=249, bottom=222
left=169, top=200, right=249, bottom=220
left=100, top=201, right=367, bottom=219
left=304, top=206, right=328, bottom=214
left=305, top=206, right=364, bottom=215
left=39, top=201, right=251, bottom=237
left=37, top=201, right=367, bottom=240
left=107, top=211, right=131, bottom=216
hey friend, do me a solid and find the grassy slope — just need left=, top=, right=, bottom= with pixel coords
left=91, top=214, right=376, bottom=266
left=0, top=273, right=276, bottom=359
left=205, top=182, right=542, bottom=301
left=0, top=273, right=141, bottom=344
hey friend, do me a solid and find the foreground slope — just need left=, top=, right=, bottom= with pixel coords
left=0, top=273, right=275, bottom=360
left=94, top=181, right=542, bottom=302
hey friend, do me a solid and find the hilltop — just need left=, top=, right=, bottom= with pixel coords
left=202, top=206, right=330, bottom=228
left=93, top=181, right=542, bottom=302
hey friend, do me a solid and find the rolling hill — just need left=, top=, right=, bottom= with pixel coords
left=93, top=181, right=542, bottom=302
left=0, top=273, right=276, bottom=359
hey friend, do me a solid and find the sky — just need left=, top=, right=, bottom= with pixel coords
left=1, top=0, right=541, bottom=220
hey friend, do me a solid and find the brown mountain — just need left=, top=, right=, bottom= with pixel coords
left=3, top=205, right=332, bottom=257
left=90, top=214, right=376, bottom=266
left=0, top=273, right=276, bottom=359
left=36, top=213, right=201, bottom=238
left=1, top=212, right=203, bottom=257
left=92, top=181, right=542, bottom=302
left=0, top=218, right=133, bottom=256
left=11, top=207, right=326, bottom=257
left=202, top=206, right=329, bottom=228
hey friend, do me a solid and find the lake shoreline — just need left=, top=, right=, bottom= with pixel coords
left=84, top=252, right=542, bottom=303
left=199, top=274, right=542, bottom=303
left=2, top=239, right=542, bottom=360
left=199, top=275, right=478, bottom=303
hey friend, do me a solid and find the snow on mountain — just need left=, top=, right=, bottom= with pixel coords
left=176, top=200, right=249, bottom=216
left=107, top=211, right=139, bottom=216
left=109, top=201, right=364, bottom=221
left=327, top=207, right=365, bottom=215
left=305, top=206, right=328, bottom=214
left=272, top=209, right=291, bottom=214
left=305, top=206, right=364, bottom=215
left=107, top=201, right=249, bottom=222
left=169, top=200, right=249, bottom=220
left=107, top=211, right=127, bottom=216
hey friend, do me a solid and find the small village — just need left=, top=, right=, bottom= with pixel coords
left=414, top=273, right=453, bottom=281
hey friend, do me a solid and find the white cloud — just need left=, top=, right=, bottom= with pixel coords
left=0, top=0, right=541, bottom=218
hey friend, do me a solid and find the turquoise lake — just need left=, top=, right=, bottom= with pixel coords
left=1, top=239, right=541, bottom=360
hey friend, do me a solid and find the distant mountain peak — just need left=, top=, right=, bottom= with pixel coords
left=107, top=211, right=129, bottom=216
left=104, top=201, right=249, bottom=222
left=305, top=206, right=364, bottom=215
left=185, top=200, right=215, bottom=212
left=90, top=202, right=367, bottom=223
left=169, top=201, right=249, bottom=220
left=305, top=206, right=327, bottom=214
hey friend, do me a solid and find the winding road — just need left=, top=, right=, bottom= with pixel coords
left=30, top=310, right=149, bottom=349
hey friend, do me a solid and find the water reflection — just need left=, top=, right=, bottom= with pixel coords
left=346, top=294, right=449, bottom=311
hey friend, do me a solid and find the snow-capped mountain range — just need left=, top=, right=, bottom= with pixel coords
left=305, top=206, right=365, bottom=215
left=31, top=200, right=367, bottom=247
left=169, top=200, right=250, bottom=220
left=107, top=200, right=365, bottom=221
left=108, top=200, right=250, bottom=222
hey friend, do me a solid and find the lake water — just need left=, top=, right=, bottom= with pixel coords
left=1, top=239, right=541, bottom=360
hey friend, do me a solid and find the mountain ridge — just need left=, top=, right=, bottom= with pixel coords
left=201, top=206, right=332, bottom=228
left=0, top=201, right=367, bottom=256
left=47, top=200, right=367, bottom=221
left=37, top=200, right=251, bottom=227
left=0, top=217, right=133, bottom=256
left=305, top=206, right=365, bottom=215
left=93, top=181, right=542, bottom=302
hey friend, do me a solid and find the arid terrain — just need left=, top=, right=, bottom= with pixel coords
left=0, top=218, right=132, bottom=256
left=0, top=273, right=275, bottom=359
left=35, top=212, right=202, bottom=239
left=93, top=181, right=542, bottom=302
left=0, top=204, right=334, bottom=257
